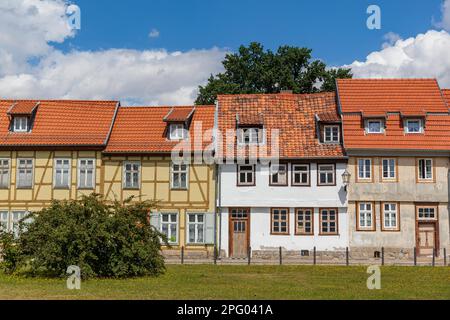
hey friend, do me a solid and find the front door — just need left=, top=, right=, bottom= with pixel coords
left=229, top=208, right=250, bottom=258
left=417, top=222, right=437, bottom=256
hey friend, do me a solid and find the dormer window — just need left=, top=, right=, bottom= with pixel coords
left=169, top=123, right=186, bottom=140
left=366, top=119, right=384, bottom=134
left=13, top=117, right=29, bottom=132
left=405, top=119, right=423, bottom=134
left=237, top=127, right=264, bottom=145
left=324, top=125, right=340, bottom=143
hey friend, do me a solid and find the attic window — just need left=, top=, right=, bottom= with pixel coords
left=169, top=123, right=186, bottom=140
left=366, top=119, right=384, bottom=134
left=237, top=127, right=264, bottom=145
left=13, top=117, right=29, bottom=132
left=324, top=125, right=340, bottom=143
left=405, top=119, right=423, bottom=134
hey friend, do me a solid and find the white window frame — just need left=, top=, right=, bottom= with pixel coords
left=160, top=212, right=179, bottom=244
left=358, top=202, right=374, bottom=230
left=169, top=123, right=186, bottom=140
left=323, top=125, right=340, bottom=143
left=357, top=158, right=372, bottom=181
left=366, top=119, right=384, bottom=134
left=0, top=159, right=10, bottom=189
left=54, top=158, right=71, bottom=189
left=405, top=119, right=423, bottom=134
left=318, top=164, right=335, bottom=186
left=16, top=158, right=33, bottom=189
left=237, top=127, right=265, bottom=145
left=418, top=158, right=433, bottom=181
left=292, top=164, right=310, bottom=186
left=123, top=161, right=141, bottom=189
left=187, top=213, right=205, bottom=244
left=382, top=158, right=396, bottom=180
left=382, top=203, right=399, bottom=230
left=78, top=158, right=96, bottom=189
left=0, top=211, right=9, bottom=232
left=237, top=164, right=255, bottom=186
left=171, top=163, right=189, bottom=190
left=417, top=206, right=437, bottom=221
left=13, top=117, right=29, bottom=132
left=270, top=163, right=288, bottom=186
left=0, top=211, right=30, bottom=237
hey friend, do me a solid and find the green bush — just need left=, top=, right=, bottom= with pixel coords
left=0, top=194, right=168, bottom=278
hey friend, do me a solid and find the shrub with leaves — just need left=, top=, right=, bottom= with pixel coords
left=0, top=194, right=167, bottom=278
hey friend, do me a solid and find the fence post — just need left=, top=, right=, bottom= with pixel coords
left=432, top=248, right=435, bottom=267
left=214, top=246, right=217, bottom=265
left=381, top=247, right=385, bottom=266
left=279, top=247, right=283, bottom=265
left=444, top=248, right=447, bottom=266
left=414, top=247, right=417, bottom=266
left=247, top=246, right=251, bottom=265
left=346, top=247, right=349, bottom=266
left=313, top=247, right=316, bottom=266
left=181, top=246, right=185, bottom=265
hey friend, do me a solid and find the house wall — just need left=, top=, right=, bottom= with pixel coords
left=102, top=155, right=216, bottom=252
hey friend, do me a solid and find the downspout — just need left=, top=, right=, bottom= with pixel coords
left=213, top=99, right=221, bottom=258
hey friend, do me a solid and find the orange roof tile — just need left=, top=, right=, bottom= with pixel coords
left=105, top=105, right=215, bottom=153
left=7, top=101, right=39, bottom=115
left=337, top=79, right=448, bottom=114
left=316, top=112, right=341, bottom=123
left=0, top=100, right=118, bottom=147
left=217, top=92, right=345, bottom=159
left=163, top=107, right=195, bottom=122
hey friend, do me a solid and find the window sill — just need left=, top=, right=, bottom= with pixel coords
left=171, top=188, right=188, bottom=191
left=319, top=233, right=339, bottom=236
left=16, top=187, right=33, bottom=190
left=77, top=187, right=95, bottom=190
left=123, top=187, right=141, bottom=190
left=54, top=187, right=70, bottom=190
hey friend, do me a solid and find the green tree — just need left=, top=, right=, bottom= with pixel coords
left=0, top=194, right=167, bottom=278
left=196, top=42, right=352, bottom=105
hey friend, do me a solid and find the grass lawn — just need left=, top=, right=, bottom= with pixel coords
left=0, top=265, right=449, bottom=300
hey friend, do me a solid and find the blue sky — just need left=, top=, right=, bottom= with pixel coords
left=64, top=0, right=443, bottom=66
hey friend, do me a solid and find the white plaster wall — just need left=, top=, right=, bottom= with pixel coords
left=219, top=163, right=347, bottom=208
left=220, top=207, right=348, bottom=256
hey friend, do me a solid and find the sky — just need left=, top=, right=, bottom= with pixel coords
left=0, top=0, right=449, bottom=105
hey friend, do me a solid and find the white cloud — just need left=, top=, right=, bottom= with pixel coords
left=148, top=28, right=160, bottom=39
left=346, top=30, right=450, bottom=88
left=434, top=0, right=450, bottom=31
left=0, top=0, right=226, bottom=105
left=382, top=32, right=402, bottom=49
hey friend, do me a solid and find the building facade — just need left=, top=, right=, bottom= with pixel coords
left=337, top=79, right=450, bottom=257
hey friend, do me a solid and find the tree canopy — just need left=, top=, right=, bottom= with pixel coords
left=195, top=42, right=352, bottom=105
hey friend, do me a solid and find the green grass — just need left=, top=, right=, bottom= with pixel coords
left=0, top=265, right=449, bottom=300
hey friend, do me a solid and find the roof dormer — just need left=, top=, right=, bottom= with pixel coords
left=7, top=101, right=39, bottom=133
left=163, top=107, right=195, bottom=140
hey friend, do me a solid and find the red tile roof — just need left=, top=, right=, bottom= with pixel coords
left=0, top=100, right=118, bottom=147
left=7, top=101, right=39, bottom=115
left=337, top=79, right=448, bottom=114
left=316, top=112, right=341, bottom=123
left=217, top=92, right=345, bottom=159
left=105, top=105, right=215, bottom=153
left=163, top=107, right=195, bottom=122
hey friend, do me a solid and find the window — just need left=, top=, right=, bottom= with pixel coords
left=382, top=203, right=399, bottom=231
left=357, top=158, right=372, bottom=181
left=78, top=159, right=95, bottom=189
left=237, top=165, right=255, bottom=186
left=292, top=164, right=310, bottom=186
left=357, top=202, right=374, bottom=230
left=171, top=163, right=188, bottom=189
left=237, top=127, right=264, bottom=145
left=270, top=163, right=288, bottom=186
left=320, top=208, right=338, bottom=235
left=187, top=213, right=205, bottom=244
left=13, top=117, right=29, bottom=132
left=123, top=162, right=140, bottom=189
left=0, top=211, right=29, bottom=237
left=17, top=159, right=33, bottom=189
left=405, top=119, right=423, bottom=133
left=54, top=159, right=71, bottom=188
left=161, top=213, right=178, bottom=244
left=418, top=159, right=433, bottom=181
left=0, top=159, right=10, bottom=189
left=318, top=164, right=335, bottom=186
left=295, top=208, right=313, bottom=235
left=271, top=208, right=289, bottom=235
left=417, top=206, right=437, bottom=220
left=0, top=211, right=8, bottom=232
left=382, top=158, right=396, bottom=180
left=324, top=125, right=340, bottom=143
left=169, top=123, right=186, bottom=140
left=366, top=120, right=384, bottom=134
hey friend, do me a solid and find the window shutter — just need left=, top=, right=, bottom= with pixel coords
left=149, top=212, right=161, bottom=231
left=204, top=212, right=215, bottom=244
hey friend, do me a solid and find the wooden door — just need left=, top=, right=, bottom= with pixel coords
left=417, top=223, right=436, bottom=256
left=229, top=208, right=250, bottom=258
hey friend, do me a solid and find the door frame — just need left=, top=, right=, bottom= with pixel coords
left=415, top=204, right=440, bottom=256
left=228, top=208, right=251, bottom=257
